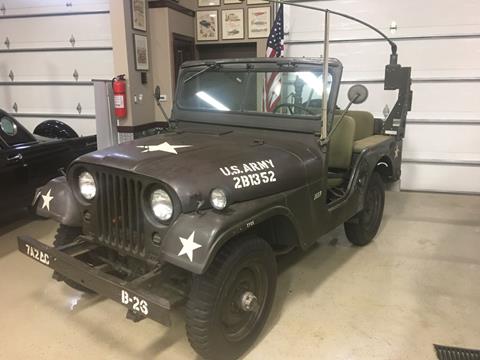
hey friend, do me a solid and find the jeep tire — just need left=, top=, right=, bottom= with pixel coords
left=344, top=171, right=385, bottom=246
left=186, top=236, right=277, bottom=360
left=53, top=224, right=96, bottom=294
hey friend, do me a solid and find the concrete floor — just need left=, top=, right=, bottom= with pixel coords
left=0, top=191, right=479, bottom=360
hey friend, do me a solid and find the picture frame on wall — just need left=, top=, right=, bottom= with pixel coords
left=134, top=34, right=149, bottom=70
left=197, top=10, right=219, bottom=41
left=224, top=0, right=243, bottom=4
left=248, top=6, right=271, bottom=38
left=131, top=0, right=147, bottom=31
left=222, top=9, right=244, bottom=40
left=198, top=0, right=220, bottom=6
left=247, top=0, right=269, bottom=4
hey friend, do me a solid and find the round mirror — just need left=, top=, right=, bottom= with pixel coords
left=347, top=84, right=369, bottom=104
left=0, top=116, right=18, bottom=136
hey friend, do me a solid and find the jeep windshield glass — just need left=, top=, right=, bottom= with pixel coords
left=178, top=67, right=333, bottom=118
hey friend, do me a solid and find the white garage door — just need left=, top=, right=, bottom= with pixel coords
left=0, top=0, right=114, bottom=136
left=285, top=0, right=480, bottom=194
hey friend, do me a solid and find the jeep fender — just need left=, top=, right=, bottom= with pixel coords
left=161, top=192, right=301, bottom=274
left=33, top=176, right=82, bottom=227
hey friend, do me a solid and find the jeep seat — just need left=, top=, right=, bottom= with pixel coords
left=335, top=110, right=375, bottom=141
left=327, top=115, right=355, bottom=188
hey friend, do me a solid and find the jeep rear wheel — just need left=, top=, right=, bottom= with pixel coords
left=344, top=171, right=385, bottom=246
left=53, top=225, right=96, bottom=294
left=186, top=236, right=277, bottom=360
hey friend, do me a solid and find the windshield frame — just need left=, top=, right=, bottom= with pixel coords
left=172, top=58, right=342, bottom=134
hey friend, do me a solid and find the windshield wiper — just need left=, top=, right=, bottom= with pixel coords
left=183, top=62, right=221, bottom=84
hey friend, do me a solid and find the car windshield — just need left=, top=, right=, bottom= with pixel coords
left=178, top=65, right=333, bottom=119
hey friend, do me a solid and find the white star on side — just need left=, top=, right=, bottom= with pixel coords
left=178, top=231, right=202, bottom=262
left=41, top=189, right=54, bottom=211
left=137, top=142, right=192, bottom=155
left=394, top=144, right=400, bottom=159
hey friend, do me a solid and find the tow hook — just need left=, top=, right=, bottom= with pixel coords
left=126, top=309, right=146, bottom=323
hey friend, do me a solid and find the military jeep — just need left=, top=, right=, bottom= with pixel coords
left=18, top=4, right=412, bottom=360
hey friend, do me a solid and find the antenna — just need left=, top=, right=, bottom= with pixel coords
left=266, top=0, right=398, bottom=64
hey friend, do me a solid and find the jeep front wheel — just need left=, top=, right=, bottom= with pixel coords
left=344, top=171, right=385, bottom=246
left=186, top=236, right=277, bottom=360
left=53, top=224, right=96, bottom=294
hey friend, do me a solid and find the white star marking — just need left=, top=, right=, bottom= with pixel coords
left=41, top=189, right=54, bottom=211
left=394, top=144, right=400, bottom=159
left=178, top=231, right=202, bottom=262
left=137, top=142, right=192, bottom=154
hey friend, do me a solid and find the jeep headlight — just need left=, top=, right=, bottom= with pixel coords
left=78, top=171, right=96, bottom=200
left=151, top=189, right=173, bottom=221
left=210, top=188, right=228, bottom=210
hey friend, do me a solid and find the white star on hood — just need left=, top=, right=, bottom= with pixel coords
left=137, top=142, right=192, bottom=154
left=178, top=231, right=202, bottom=262
left=41, top=189, right=54, bottom=211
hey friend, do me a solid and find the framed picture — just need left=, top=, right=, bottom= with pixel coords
left=198, top=0, right=220, bottom=6
left=247, top=0, right=269, bottom=4
left=134, top=34, right=149, bottom=70
left=248, top=7, right=271, bottom=38
left=224, top=0, right=243, bottom=4
left=222, top=9, right=244, bottom=40
left=131, top=0, right=147, bottom=31
left=197, top=10, right=219, bottom=41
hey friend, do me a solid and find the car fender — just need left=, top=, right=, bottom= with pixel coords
left=161, top=192, right=300, bottom=274
left=33, top=176, right=82, bottom=227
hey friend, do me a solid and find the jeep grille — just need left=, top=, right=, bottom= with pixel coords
left=96, top=171, right=145, bottom=257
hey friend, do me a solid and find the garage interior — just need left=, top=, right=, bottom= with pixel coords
left=0, top=0, right=479, bottom=359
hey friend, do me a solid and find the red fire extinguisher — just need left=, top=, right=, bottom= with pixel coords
left=112, top=75, right=127, bottom=119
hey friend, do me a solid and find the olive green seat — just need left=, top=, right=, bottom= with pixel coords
left=327, top=115, right=356, bottom=188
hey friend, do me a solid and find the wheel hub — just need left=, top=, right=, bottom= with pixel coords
left=239, top=291, right=258, bottom=312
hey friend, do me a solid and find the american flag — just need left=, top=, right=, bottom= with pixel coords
left=263, top=4, right=284, bottom=112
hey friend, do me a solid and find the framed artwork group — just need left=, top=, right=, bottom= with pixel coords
left=131, top=0, right=149, bottom=71
left=196, top=1, right=272, bottom=42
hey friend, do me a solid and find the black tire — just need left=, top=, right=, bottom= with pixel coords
left=53, top=225, right=96, bottom=294
left=186, top=236, right=277, bottom=360
left=344, top=171, right=385, bottom=246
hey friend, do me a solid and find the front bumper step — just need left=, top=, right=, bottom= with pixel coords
left=17, top=235, right=178, bottom=326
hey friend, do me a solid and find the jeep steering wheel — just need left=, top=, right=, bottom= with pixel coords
left=272, top=103, right=315, bottom=116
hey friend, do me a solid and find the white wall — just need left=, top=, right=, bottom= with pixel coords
left=285, top=0, right=480, bottom=194
left=0, top=0, right=113, bottom=136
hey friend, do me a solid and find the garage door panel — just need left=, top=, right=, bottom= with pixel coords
left=338, top=82, right=480, bottom=120
left=0, top=86, right=95, bottom=115
left=286, top=0, right=480, bottom=40
left=1, top=0, right=108, bottom=15
left=18, top=116, right=96, bottom=137
left=286, top=38, right=480, bottom=80
left=0, top=51, right=114, bottom=82
left=0, top=14, right=112, bottom=49
left=403, top=124, right=480, bottom=161
left=401, top=163, right=480, bottom=194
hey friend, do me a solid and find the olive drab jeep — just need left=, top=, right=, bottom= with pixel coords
left=17, top=2, right=412, bottom=359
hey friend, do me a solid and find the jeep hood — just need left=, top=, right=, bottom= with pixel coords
left=74, top=128, right=309, bottom=212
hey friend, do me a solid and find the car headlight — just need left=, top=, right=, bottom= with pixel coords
left=151, top=189, right=173, bottom=221
left=210, top=188, right=228, bottom=210
left=78, top=171, right=96, bottom=200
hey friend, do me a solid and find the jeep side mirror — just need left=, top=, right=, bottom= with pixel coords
left=347, top=84, right=369, bottom=104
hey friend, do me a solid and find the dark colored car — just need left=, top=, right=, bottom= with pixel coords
left=0, top=109, right=96, bottom=215
left=17, top=5, right=412, bottom=360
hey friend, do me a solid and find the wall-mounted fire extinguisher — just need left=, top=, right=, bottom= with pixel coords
left=112, top=74, right=127, bottom=119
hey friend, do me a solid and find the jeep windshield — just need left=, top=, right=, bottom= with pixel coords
left=179, top=64, right=332, bottom=117
left=174, top=59, right=342, bottom=133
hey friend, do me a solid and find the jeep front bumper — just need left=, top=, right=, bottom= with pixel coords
left=17, top=235, right=177, bottom=326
